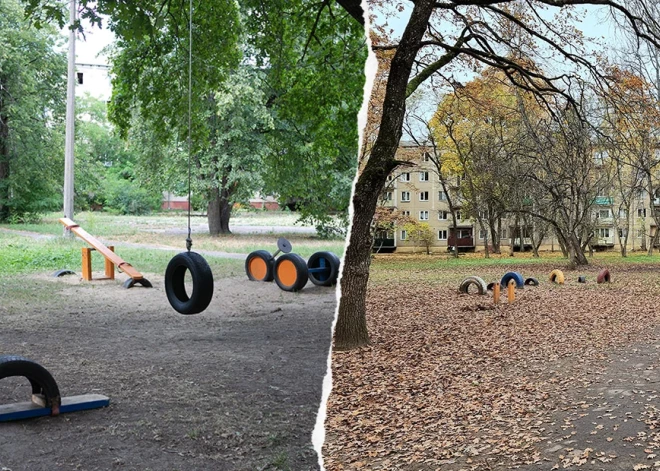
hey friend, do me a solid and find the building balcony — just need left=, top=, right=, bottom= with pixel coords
left=447, top=235, right=474, bottom=247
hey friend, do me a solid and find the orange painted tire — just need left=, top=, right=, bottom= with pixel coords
left=274, top=253, right=308, bottom=292
left=245, top=250, right=274, bottom=282
left=597, top=269, right=611, bottom=284
left=549, top=269, right=565, bottom=284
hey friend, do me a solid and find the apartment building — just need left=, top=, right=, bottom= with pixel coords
left=375, top=142, right=659, bottom=254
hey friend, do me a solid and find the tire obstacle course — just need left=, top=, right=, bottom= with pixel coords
left=245, top=238, right=340, bottom=292
left=460, top=267, right=613, bottom=305
left=59, top=217, right=152, bottom=289
left=0, top=355, right=109, bottom=422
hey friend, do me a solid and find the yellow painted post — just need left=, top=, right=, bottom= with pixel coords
left=82, top=247, right=92, bottom=281
left=105, top=246, right=115, bottom=279
left=493, top=282, right=500, bottom=304
left=507, top=279, right=515, bottom=303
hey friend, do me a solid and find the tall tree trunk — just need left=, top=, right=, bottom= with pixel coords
left=334, top=0, right=435, bottom=351
left=207, top=186, right=232, bottom=235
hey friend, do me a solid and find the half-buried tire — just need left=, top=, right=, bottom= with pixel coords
left=245, top=250, right=274, bottom=282
left=549, top=269, right=565, bottom=284
left=0, top=355, right=61, bottom=415
left=459, top=276, right=488, bottom=295
left=165, top=252, right=214, bottom=315
left=597, top=269, right=611, bottom=284
left=524, top=277, right=539, bottom=286
left=500, top=271, right=524, bottom=289
left=307, top=251, right=340, bottom=286
left=274, top=253, right=309, bottom=292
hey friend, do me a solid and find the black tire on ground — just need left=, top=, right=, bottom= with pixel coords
left=245, top=250, right=275, bottom=282
left=165, top=252, right=214, bottom=315
left=307, top=251, right=340, bottom=286
left=459, top=276, right=488, bottom=295
left=578, top=276, right=587, bottom=283
left=0, top=355, right=61, bottom=414
left=524, top=277, right=539, bottom=286
left=274, top=253, right=309, bottom=292
left=487, top=282, right=496, bottom=291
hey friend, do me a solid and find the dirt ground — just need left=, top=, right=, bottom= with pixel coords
left=324, top=260, right=660, bottom=470
left=0, top=272, right=336, bottom=471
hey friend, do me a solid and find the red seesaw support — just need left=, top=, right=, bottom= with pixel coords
left=59, top=217, right=152, bottom=289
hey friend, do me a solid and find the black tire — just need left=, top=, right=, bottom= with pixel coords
left=274, top=253, right=309, bottom=292
left=307, top=251, right=340, bottom=286
left=0, top=355, right=61, bottom=413
left=578, top=276, right=587, bottom=283
left=165, top=252, right=214, bottom=315
left=245, top=250, right=274, bottom=282
left=524, top=277, right=539, bottom=286
left=487, top=282, right=496, bottom=291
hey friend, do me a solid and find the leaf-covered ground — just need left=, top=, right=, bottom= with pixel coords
left=324, top=257, right=660, bottom=470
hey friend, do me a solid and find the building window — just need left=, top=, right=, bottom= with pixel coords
left=401, top=210, right=410, bottom=217
left=401, top=191, right=410, bottom=202
left=455, top=211, right=462, bottom=220
left=382, top=192, right=392, bottom=201
left=419, top=171, right=429, bottom=182
left=438, top=191, right=447, bottom=201
left=438, top=230, right=447, bottom=240
left=619, top=209, right=628, bottom=218
left=422, top=152, right=431, bottom=162
left=501, top=228, right=508, bottom=239
left=400, top=172, right=410, bottom=182
left=598, top=209, right=610, bottom=219
left=638, top=208, right=647, bottom=218
left=419, top=210, right=429, bottom=221
left=599, top=228, right=610, bottom=238
left=458, top=228, right=472, bottom=239
left=438, top=210, right=448, bottom=220
left=419, top=191, right=429, bottom=201
left=618, top=228, right=628, bottom=238
left=401, top=230, right=408, bottom=241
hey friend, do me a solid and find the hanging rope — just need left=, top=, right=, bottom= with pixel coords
left=185, top=0, right=193, bottom=252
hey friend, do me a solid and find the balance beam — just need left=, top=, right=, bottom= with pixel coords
left=59, top=217, right=144, bottom=281
left=0, top=394, right=110, bottom=422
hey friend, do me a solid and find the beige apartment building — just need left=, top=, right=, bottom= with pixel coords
left=375, top=142, right=660, bottom=254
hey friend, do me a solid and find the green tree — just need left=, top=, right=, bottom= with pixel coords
left=0, top=0, right=66, bottom=221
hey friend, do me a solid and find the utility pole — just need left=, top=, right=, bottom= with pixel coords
left=63, top=0, right=76, bottom=236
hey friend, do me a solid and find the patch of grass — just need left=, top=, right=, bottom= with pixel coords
left=0, top=233, right=244, bottom=277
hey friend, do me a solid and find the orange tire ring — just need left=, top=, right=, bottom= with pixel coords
left=597, top=269, right=611, bottom=284
left=245, top=250, right=274, bottom=282
left=274, top=253, right=308, bottom=292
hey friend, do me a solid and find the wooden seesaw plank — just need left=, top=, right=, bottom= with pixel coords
left=0, top=394, right=110, bottom=422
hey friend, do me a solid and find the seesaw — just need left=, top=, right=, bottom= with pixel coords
left=59, top=217, right=152, bottom=288
left=0, top=355, right=109, bottom=422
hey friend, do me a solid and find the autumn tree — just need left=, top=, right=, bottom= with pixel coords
left=335, top=0, right=660, bottom=350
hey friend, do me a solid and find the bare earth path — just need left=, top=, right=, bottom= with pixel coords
left=0, top=272, right=335, bottom=470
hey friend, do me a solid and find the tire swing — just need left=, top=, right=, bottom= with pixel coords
left=307, top=251, right=341, bottom=286
left=164, top=3, right=213, bottom=315
left=245, top=238, right=292, bottom=282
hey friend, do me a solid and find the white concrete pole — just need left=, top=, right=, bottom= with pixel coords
left=63, top=0, right=76, bottom=235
